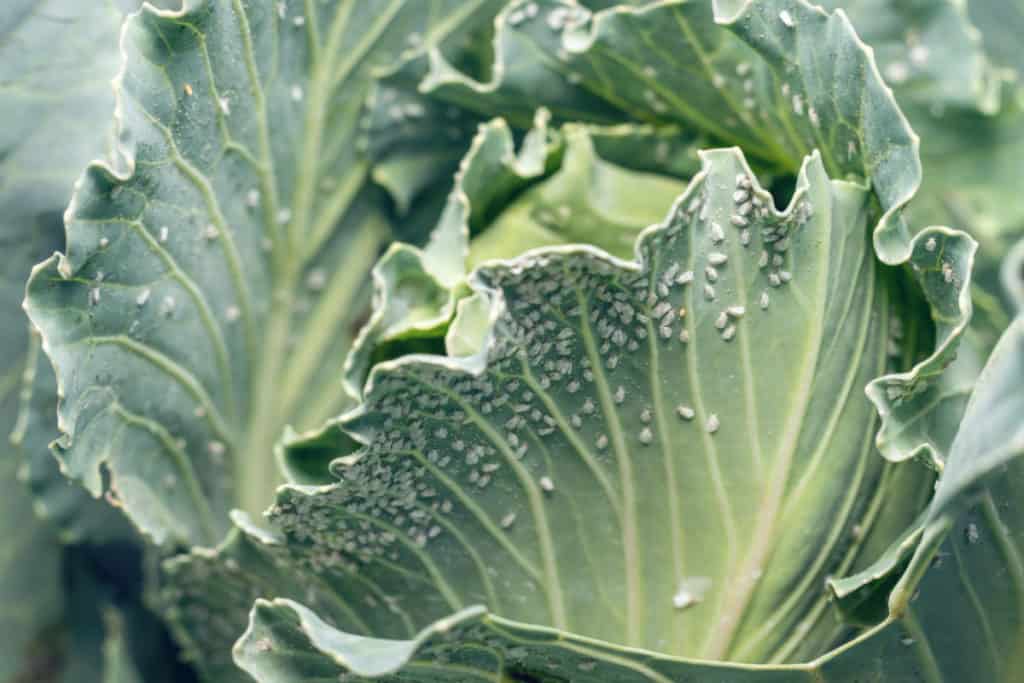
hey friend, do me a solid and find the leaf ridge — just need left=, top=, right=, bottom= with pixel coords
left=573, top=283, right=643, bottom=645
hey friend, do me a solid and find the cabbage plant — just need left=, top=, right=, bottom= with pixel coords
left=2, top=0, right=1023, bottom=682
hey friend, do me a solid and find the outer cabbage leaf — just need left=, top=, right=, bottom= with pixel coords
left=23, top=0, right=506, bottom=545
left=11, top=330, right=134, bottom=543
left=157, top=511, right=367, bottom=682
left=0, top=0, right=150, bottom=679
left=824, top=318, right=1024, bottom=682
left=832, top=0, right=1024, bottom=357
left=232, top=143, right=972, bottom=680
left=817, top=0, right=1006, bottom=114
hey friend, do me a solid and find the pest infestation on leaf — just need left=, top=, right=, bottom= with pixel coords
left=1, top=1, right=1023, bottom=682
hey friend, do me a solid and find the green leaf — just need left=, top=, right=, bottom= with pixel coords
left=818, top=0, right=1007, bottom=113
left=239, top=333, right=1024, bottom=683
left=1, top=0, right=140, bottom=679
left=966, top=0, right=1024, bottom=86
left=0, top=436, right=62, bottom=683
left=157, top=511, right=331, bottom=682
left=1004, top=237, right=1024, bottom=312
left=202, top=2, right=981, bottom=679
left=11, top=329, right=134, bottom=544
left=903, top=103, right=1024, bottom=264
left=385, top=0, right=923, bottom=255
left=343, top=115, right=694, bottom=399
left=236, top=584, right=1024, bottom=682
left=891, top=316, right=1024, bottom=608
left=237, top=144, right=969, bottom=674
left=829, top=318, right=1024, bottom=682
left=23, top=0, right=507, bottom=545
left=829, top=1, right=1024, bottom=357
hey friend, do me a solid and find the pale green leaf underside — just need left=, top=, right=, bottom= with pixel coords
left=247, top=147, right=972, bottom=671
left=23, top=0, right=504, bottom=545
left=238, top=322, right=1024, bottom=683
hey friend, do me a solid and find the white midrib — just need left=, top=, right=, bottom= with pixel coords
left=702, top=194, right=833, bottom=660
left=238, top=0, right=394, bottom=517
